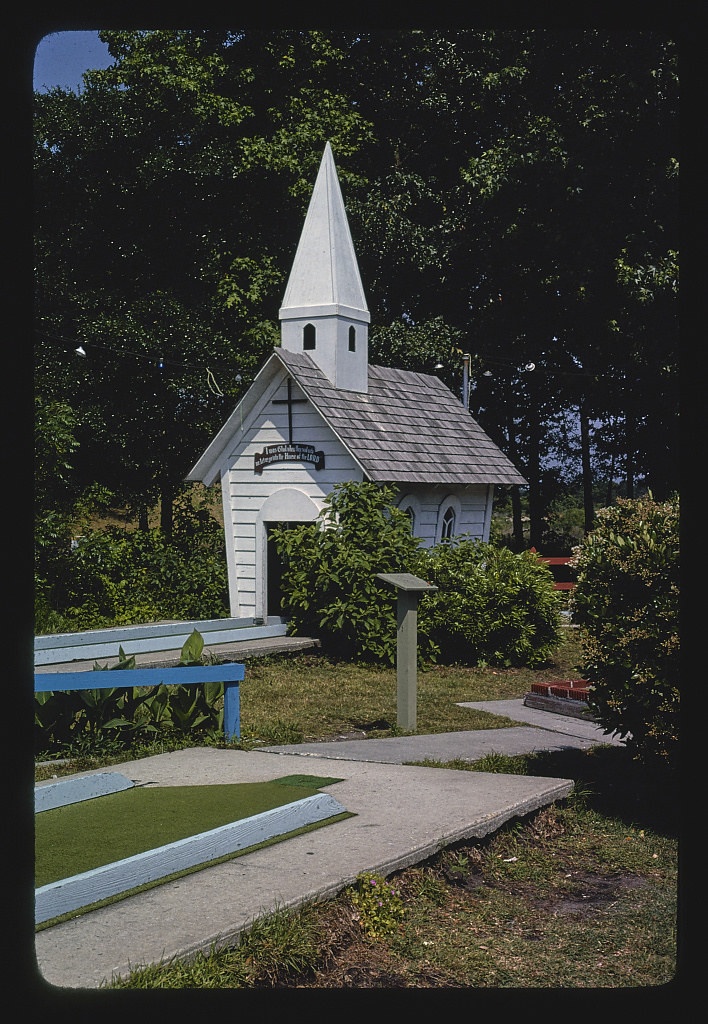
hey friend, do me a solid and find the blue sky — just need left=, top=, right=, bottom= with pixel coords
left=33, top=31, right=113, bottom=92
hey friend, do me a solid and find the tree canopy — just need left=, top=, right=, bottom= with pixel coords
left=33, top=29, right=678, bottom=541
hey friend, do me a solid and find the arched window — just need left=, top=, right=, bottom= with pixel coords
left=441, top=505, right=456, bottom=539
left=348, top=325, right=356, bottom=351
left=436, top=494, right=462, bottom=543
left=303, top=323, right=316, bottom=350
left=398, top=494, right=422, bottom=538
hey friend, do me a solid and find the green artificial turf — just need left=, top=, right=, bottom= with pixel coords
left=36, top=776, right=343, bottom=887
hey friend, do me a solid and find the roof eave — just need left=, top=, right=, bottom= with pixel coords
left=185, top=352, right=283, bottom=487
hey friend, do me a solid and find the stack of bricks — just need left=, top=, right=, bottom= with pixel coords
left=529, top=679, right=590, bottom=701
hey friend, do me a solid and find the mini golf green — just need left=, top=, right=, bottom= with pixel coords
left=36, top=775, right=344, bottom=888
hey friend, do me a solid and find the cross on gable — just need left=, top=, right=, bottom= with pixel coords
left=272, top=378, right=307, bottom=442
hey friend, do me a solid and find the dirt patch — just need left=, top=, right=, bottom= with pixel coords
left=279, top=898, right=459, bottom=989
left=534, top=872, right=648, bottom=918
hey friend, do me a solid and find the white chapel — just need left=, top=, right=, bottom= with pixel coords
left=187, top=143, right=526, bottom=620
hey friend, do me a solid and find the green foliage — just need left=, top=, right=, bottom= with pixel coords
left=417, top=539, right=564, bottom=667
left=37, top=490, right=229, bottom=632
left=569, top=494, right=680, bottom=768
left=272, top=481, right=424, bottom=663
left=92, top=645, right=136, bottom=671
left=368, top=317, right=467, bottom=384
left=178, top=628, right=205, bottom=666
left=274, top=482, right=562, bottom=668
left=348, top=872, right=405, bottom=939
left=35, top=632, right=225, bottom=757
left=34, top=29, right=679, bottom=553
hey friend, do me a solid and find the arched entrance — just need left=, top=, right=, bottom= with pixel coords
left=256, top=489, right=322, bottom=619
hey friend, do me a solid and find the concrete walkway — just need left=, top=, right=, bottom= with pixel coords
left=33, top=700, right=622, bottom=991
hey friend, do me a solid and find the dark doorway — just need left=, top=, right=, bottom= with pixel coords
left=266, top=523, right=293, bottom=617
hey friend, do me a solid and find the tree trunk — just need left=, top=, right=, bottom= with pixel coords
left=579, top=402, right=594, bottom=533
left=527, top=414, right=543, bottom=550
left=160, top=485, right=174, bottom=538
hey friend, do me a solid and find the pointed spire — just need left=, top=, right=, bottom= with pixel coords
left=280, top=142, right=369, bottom=321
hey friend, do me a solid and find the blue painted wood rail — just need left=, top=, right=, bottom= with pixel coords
left=34, top=663, right=245, bottom=741
left=34, top=616, right=286, bottom=666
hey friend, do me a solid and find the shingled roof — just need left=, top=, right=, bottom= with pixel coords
left=274, top=348, right=526, bottom=487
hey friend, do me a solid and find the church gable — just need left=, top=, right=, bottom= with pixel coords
left=220, top=363, right=361, bottom=487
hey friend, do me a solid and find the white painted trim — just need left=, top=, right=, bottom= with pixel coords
left=35, top=773, right=135, bottom=813
left=255, top=488, right=323, bottom=620
left=35, top=793, right=347, bottom=924
left=435, top=493, right=463, bottom=544
left=186, top=354, right=285, bottom=486
left=221, top=462, right=241, bottom=617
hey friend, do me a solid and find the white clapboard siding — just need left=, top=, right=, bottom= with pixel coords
left=233, top=522, right=255, bottom=538
left=230, top=468, right=357, bottom=488
left=35, top=793, right=348, bottom=924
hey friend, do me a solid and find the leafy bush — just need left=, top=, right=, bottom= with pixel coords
left=417, top=539, right=564, bottom=667
left=38, top=490, right=229, bottom=631
left=35, top=632, right=225, bottom=757
left=347, top=872, right=405, bottom=939
left=569, top=494, right=680, bottom=768
left=274, top=482, right=562, bottom=668
left=272, top=481, right=425, bottom=663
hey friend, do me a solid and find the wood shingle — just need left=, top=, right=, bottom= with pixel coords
left=274, top=349, right=526, bottom=487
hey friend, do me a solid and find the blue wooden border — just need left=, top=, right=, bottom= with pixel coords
left=36, top=772, right=135, bottom=812
left=35, top=793, right=347, bottom=924
left=34, top=664, right=245, bottom=741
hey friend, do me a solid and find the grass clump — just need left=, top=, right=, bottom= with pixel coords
left=109, top=904, right=325, bottom=988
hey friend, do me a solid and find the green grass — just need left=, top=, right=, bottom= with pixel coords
left=231, top=628, right=587, bottom=747
left=35, top=632, right=680, bottom=988
left=35, top=777, right=343, bottom=886
left=109, top=753, right=679, bottom=989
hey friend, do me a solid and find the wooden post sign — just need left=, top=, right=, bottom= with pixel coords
left=376, top=573, right=437, bottom=731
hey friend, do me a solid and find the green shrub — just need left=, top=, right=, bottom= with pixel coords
left=272, top=481, right=425, bottom=663
left=347, top=872, right=405, bottom=939
left=34, top=633, right=225, bottom=757
left=569, top=493, right=680, bottom=768
left=275, top=482, right=563, bottom=668
left=41, top=491, right=229, bottom=630
left=417, top=539, right=563, bottom=667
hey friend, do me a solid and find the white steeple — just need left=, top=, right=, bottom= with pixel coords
left=279, top=142, right=370, bottom=393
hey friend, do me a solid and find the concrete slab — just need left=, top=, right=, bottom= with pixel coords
left=257, top=699, right=625, bottom=762
left=459, top=699, right=625, bottom=747
left=34, top=744, right=573, bottom=990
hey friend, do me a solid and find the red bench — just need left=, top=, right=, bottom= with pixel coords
left=530, top=550, right=576, bottom=591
